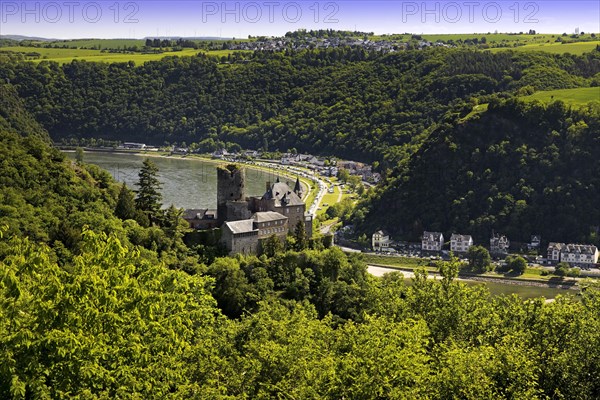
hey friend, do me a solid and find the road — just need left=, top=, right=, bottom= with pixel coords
left=368, top=265, right=415, bottom=278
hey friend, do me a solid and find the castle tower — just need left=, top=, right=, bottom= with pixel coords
left=217, top=164, right=246, bottom=225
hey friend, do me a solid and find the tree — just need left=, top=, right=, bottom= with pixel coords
left=506, top=255, right=527, bottom=275
left=75, top=147, right=84, bottom=163
left=294, top=220, right=309, bottom=251
left=261, top=234, right=283, bottom=257
left=554, top=262, right=570, bottom=277
left=135, top=158, right=163, bottom=225
left=114, top=183, right=137, bottom=220
left=338, top=168, right=350, bottom=183
left=467, top=245, right=492, bottom=273
left=163, top=204, right=187, bottom=240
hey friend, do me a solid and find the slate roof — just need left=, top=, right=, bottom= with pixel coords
left=423, top=231, right=443, bottom=241
left=263, top=182, right=304, bottom=206
left=253, top=211, right=287, bottom=223
left=223, top=219, right=257, bottom=235
left=563, top=244, right=598, bottom=254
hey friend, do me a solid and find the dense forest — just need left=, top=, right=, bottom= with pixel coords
left=355, top=98, right=600, bottom=244
left=1, top=47, right=599, bottom=166
left=2, top=78, right=600, bottom=398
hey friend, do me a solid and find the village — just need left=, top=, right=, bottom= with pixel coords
left=370, top=230, right=600, bottom=270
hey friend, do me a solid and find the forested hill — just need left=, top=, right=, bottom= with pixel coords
left=2, top=83, right=600, bottom=399
left=356, top=99, right=600, bottom=245
left=1, top=47, right=599, bottom=165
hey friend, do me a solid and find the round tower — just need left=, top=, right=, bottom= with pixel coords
left=217, top=164, right=246, bottom=224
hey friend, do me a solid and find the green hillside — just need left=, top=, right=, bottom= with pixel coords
left=521, top=87, right=600, bottom=106
left=356, top=98, right=600, bottom=245
left=2, top=47, right=599, bottom=167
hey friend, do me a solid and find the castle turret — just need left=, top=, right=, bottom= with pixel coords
left=217, top=164, right=246, bottom=225
left=294, top=177, right=302, bottom=197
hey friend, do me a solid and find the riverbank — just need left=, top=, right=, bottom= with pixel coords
left=367, top=263, right=580, bottom=291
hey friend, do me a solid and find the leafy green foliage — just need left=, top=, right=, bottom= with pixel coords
left=466, top=245, right=493, bottom=273
left=506, top=255, right=528, bottom=275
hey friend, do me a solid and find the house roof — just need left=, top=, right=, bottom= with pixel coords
left=263, top=182, right=304, bottom=207
left=451, top=234, right=473, bottom=241
left=223, top=219, right=257, bottom=235
left=252, top=211, right=287, bottom=223
left=373, top=230, right=389, bottom=236
left=563, top=244, right=598, bottom=254
left=491, top=234, right=509, bottom=243
left=547, top=242, right=566, bottom=250
left=423, top=231, right=443, bottom=241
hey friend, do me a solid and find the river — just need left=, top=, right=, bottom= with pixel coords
left=65, top=152, right=284, bottom=209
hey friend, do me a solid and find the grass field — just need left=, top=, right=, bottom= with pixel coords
left=490, top=41, right=600, bottom=55
left=0, top=46, right=249, bottom=64
left=47, top=39, right=146, bottom=49
left=317, top=185, right=342, bottom=217
left=422, top=33, right=533, bottom=43
left=521, top=87, right=600, bottom=107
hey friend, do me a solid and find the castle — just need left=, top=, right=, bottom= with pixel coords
left=184, top=164, right=313, bottom=255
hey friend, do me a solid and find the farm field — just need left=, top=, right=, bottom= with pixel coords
left=46, top=39, right=146, bottom=49
left=490, top=40, right=600, bottom=55
left=0, top=46, right=249, bottom=64
left=521, top=87, right=600, bottom=107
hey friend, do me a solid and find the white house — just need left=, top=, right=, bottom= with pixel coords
left=450, top=234, right=473, bottom=254
left=372, top=230, right=391, bottom=252
left=490, top=234, right=510, bottom=256
left=547, top=242, right=565, bottom=264
left=422, top=231, right=444, bottom=252
left=560, top=244, right=599, bottom=266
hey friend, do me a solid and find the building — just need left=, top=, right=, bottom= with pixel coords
left=220, top=212, right=288, bottom=255
left=450, top=234, right=473, bottom=254
left=248, top=178, right=311, bottom=237
left=553, top=243, right=599, bottom=266
left=184, top=164, right=312, bottom=255
left=490, top=234, right=510, bottom=257
left=528, top=235, right=542, bottom=251
left=372, top=230, right=391, bottom=252
left=547, top=242, right=566, bottom=264
left=182, top=209, right=218, bottom=230
left=121, top=142, right=146, bottom=150
left=422, top=231, right=444, bottom=252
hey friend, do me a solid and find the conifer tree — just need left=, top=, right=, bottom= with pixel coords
left=135, top=158, right=163, bottom=225
left=294, top=220, right=308, bottom=251
left=115, top=183, right=136, bottom=220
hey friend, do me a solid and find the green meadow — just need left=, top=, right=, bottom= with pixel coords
left=521, top=87, right=600, bottom=107
left=491, top=40, right=600, bottom=55
left=0, top=46, right=249, bottom=64
left=46, top=39, right=146, bottom=49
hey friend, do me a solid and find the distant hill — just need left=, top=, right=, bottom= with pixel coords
left=0, top=34, right=57, bottom=41
left=143, top=36, right=234, bottom=41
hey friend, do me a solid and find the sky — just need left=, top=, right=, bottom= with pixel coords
left=1, top=0, right=598, bottom=39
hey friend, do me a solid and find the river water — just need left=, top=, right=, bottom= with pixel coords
left=65, top=152, right=283, bottom=209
